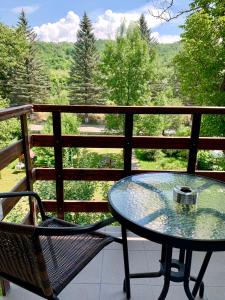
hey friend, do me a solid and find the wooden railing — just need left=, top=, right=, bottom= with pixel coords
left=1, top=104, right=225, bottom=222
left=0, top=104, right=225, bottom=294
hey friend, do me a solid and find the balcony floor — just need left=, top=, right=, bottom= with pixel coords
left=2, top=227, right=225, bottom=300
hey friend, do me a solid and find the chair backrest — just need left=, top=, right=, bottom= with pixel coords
left=0, top=221, right=53, bottom=297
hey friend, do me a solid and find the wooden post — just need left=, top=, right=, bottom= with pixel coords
left=20, top=114, right=34, bottom=224
left=52, top=112, right=64, bottom=219
left=124, top=114, right=133, bottom=176
left=187, top=113, right=202, bottom=174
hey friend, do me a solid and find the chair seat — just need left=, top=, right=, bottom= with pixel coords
left=39, top=218, right=113, bottom=294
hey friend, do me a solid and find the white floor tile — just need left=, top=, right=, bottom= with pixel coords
left=100, top=284, right=155, bottom=300
left=72, top=252, right=103, bottom=284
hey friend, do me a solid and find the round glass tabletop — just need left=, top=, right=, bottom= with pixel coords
left=108, top=173, right=225, bottom=242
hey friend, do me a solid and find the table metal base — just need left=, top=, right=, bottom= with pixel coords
left=122, top=228, right=212, bottom=300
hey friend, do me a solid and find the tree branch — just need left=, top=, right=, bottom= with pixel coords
left=149, top=0, right=200, bottom=22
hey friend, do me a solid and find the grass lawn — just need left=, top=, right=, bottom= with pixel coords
left=0, top=167, right=25, bottom=192
left=138, top=156, right=187, bottom=171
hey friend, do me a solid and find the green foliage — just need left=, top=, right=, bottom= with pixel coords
left=65, top=212, right=113, bottom=225
left=43, top=112, right=80, bottom=135
left=74, top=149, right=123, bottom=169
left=35, top=180, right=96, bottom=201
left=0, top=23, right=26, bottom=98
left=162, top=149, right=188, bottom=160
left=175, top=9, right=225, bottom=136
left=197, top=150, right=225, bottom=170
left=0, top=97, right=20, bottom=148
left=33, top=147, right=55, bottom=167
left=100, top=24, right=154, bottom=107
left=139, top=13, right=157, bottom=56
left=69, top=13, right=102, bottom=108
left=7, top=11, right=50, bottom=105
left=135, top=149, right=163, bottom=162
left=36, top=42, right=73, bottom=71
left=175, top=11, right=225, bottom=104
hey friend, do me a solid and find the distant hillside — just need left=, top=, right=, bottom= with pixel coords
left=36, top=40, right=181, bottom=71
left=157, top=42, right=182, bottom=65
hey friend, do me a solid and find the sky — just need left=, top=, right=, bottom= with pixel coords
left=0, top=0, right=191, bottom=44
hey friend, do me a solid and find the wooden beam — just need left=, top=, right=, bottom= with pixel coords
left=187, top=113, right=202, bottom=174
left=33, top=104, right=225, bottom=115
left=34, top=168, right=124, bottom=181
left=20, top=114, right=34, bottom=224
left=52, top=112, right=64, bottom=219
left=196, top=171, right=225, bottom=182
left=1, top=177, right=27, bottom=218
left=0, top=105, right=32, bottom=121
left=0, top=140, right=23, bottom=171
left=31, top=134, right=124, bottom=148
left=42, top=200, right=109, bottom=212
left=124, top=114, right=133, bottom=175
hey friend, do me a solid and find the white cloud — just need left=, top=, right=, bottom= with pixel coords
left=93, top=5, right=165, bottom=40
left=153, top=32, right=181, bottom=44
left=34, top=5, right=178, bottom=43
left=12, top=5, right=39, bottom=15
left=34, top=11, right=80, bottom=42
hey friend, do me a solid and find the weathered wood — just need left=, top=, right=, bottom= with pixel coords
left=0, top=105, right=32, bottom=122
left=34, top=168, right=124, bottom=181
left=124, top=114, right=133, bottom=175
left=34, top=167, right=225, bottom=182
left=52, top=112, right=64, bottom=219
left=187, top=114, right=202, bottom=174
left=195, top=171, right=225, bottom=182
left=33, top=104, right=225, bottom=114
left=31, top=134, right=124, bottom=148
left=31, top=134, right=225, bottom=150
left=1, top=177, right=27, bottom=217
left=42, top=200, right=109, bottom=212
left=20, top=114, right=34, bottom=224
left=22, top=212, right=32, bottom=225
left=0, top=140, right=23, bottom=171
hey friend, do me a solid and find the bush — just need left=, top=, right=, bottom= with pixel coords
left=163, top=149, right=187, bottom=160
left=135, top=149, right=163, bottom=162
left=35, top=180, right=96, bottom=201
left=197, top=151, right=225, bottom=170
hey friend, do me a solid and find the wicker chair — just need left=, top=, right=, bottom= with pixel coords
left=0, top=191, right=129, bottom=300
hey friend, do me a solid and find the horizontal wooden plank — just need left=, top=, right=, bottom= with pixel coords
left=133, top=137, right=190, bottom=149
left=1, top=177, right=27, bottom=217
left=0, top=140, right=23, bottom=171
left=33, top=104, right=225, bottom=115
left=198, top=138, right=225, bottom=150
left=31, top=135, right=225, bottom=150
left=34, top=168, right=124, bottom=181
left=42, top=200, right=109, bottom=212
left=22, top=212, right=32, bottom=225
left=0, top=105, right=32, bottom=121
left=31, top=135, right=124, bottom=148
left=195, top=171, right=225, bottom=182
left=34, top=168, right=225, bottom=183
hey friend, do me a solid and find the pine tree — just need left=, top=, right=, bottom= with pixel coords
left=139, top=14, right=157, bottom=55
left=69, top=13, right=102, bottom=122
left=8, top=10, right=49, bottom=105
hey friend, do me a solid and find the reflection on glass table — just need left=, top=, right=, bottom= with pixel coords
left=108, top=172, right=225, bottom=300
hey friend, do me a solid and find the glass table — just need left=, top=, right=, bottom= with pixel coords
left=108, top=172, right=225, bottom=300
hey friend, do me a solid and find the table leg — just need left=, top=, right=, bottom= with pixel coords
left=122, top=226, right=131, bottom=299
left=158, top=246, right=173, bottom=300
left=191, top=251, right=212, bottom=298
left=183, top=250, right=195, bottom=300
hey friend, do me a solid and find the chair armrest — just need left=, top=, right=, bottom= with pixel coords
left=36, top=216, right=119, bottom=236
left=0, top=191, right=47, bottom=221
